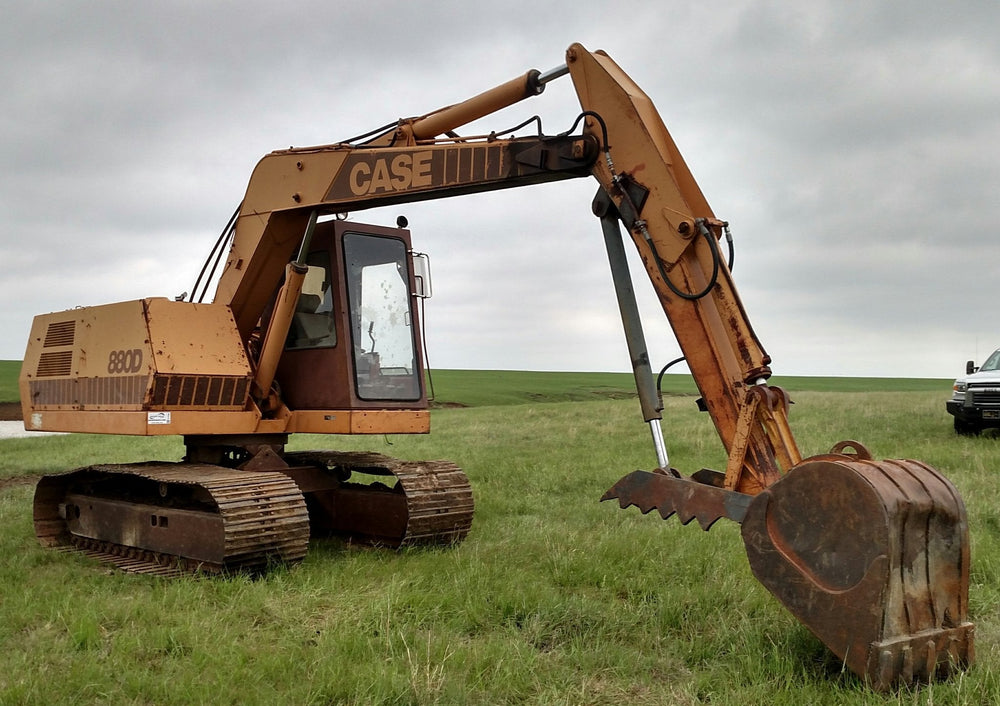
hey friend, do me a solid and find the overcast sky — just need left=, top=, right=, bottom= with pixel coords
left=2, top=1, right=998, bottom=379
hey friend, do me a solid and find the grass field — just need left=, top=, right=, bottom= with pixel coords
left=2, top=363, right=997, bottom=704
left=0, top=359, right=952, bottom=407
left=0, top=359, right=20, bottom=403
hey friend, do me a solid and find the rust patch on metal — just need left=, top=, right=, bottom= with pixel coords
left=741, top=453, right=973, bottom=689
left=602, top=469, right=752, bottom=530
left=729, top=314, right=755, bottom=369
left=284, top=451, right=474, bottom=547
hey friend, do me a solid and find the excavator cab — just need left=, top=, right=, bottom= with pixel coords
left=274, top=219, right=427, bottom=413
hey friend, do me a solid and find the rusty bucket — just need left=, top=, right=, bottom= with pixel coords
left=741, top=444, right=973, bottom=689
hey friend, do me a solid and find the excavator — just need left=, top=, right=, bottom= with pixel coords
left=19, top=44, right=971, bottom=689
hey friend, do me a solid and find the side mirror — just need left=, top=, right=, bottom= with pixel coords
left=411, top=252, right=432, bottom=299
left=966, top=360, right=977, bottom=375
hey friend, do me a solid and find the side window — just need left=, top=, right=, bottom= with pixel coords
left=343, top=233, right=420, bottom=401
left=983, top=350, right=1000, bottom=372
left=286, top=252, right=337, bottom=350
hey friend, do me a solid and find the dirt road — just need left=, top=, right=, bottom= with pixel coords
left=0, top=403, right=67, bottom=439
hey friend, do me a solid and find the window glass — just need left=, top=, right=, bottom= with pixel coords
left=982, top=349, right=1000, bottom=372
left=286, top=252, right=337, bottom=350
left=343, top=233, right=420, bottom=400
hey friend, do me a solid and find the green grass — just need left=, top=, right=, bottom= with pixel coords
left=428, top=369, right=953, bottom=407
left=0, top=360, right=952, bottom=406
left=1, top=367, right=993, bottom=703
left=0, top=360, right=21, bottom=402
left=427, top=369, right=655, bottom=407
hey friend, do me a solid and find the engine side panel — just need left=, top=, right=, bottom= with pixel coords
left=20, top=298, right=253, bottom=432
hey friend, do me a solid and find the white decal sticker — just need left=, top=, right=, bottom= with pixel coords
left=147, top=411, right=172, bottom=425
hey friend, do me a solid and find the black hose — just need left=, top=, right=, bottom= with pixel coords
left=560, top=110, right=611, bottom=152
left=419, top=295, right=436, bottom=402
left=723, top=223, right=735, bottom=271
left=649, top=222, right=721, bottom=301
left=192, top=203, right=241, bottom=303
left=492, top=115, right=544, bottom=137
left=656, top=355, right=687, bottom=397
left=347, top=121, right=400, bottom=145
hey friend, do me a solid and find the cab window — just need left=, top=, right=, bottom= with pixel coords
left=343, top=233, right=420, bottom=401
left=286, top=252, right=337, bottom=350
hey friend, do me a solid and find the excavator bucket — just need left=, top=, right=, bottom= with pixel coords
left=603, top=444, right=973, bottom=689
left=741, top=448, right=973, bottom=689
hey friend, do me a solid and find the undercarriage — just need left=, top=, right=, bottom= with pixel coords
left=33, top=437, right=473, bottom=576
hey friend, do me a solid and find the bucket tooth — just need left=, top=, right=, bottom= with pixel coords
left=602, top=469, right=752, bottom=530
left=740, top=454, right=973, bottom=689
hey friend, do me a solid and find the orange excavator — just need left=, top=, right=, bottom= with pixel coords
left=20, top=44, right=971, bottom=689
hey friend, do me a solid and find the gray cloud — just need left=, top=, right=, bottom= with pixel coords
left=2, top=1, right=998, bottom=379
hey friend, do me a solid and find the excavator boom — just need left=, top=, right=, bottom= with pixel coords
left=19, top=43, right=971, bottom=689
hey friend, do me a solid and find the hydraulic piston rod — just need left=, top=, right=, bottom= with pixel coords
left=253, top=210, right=318, bottom=405
left=595, top=190, right=669, bottom=469
left=406, top=62, right=570, bottom=141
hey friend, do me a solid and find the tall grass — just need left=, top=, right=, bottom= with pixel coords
left=1, top=375, right=996, bottom=704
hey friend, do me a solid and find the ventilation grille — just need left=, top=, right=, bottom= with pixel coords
left=28, top=373, right=251, bottom=410
left=43, top=320, right=76, bottom=347
left=30, top=375, right=148, bottom=407
left=36, top=351, right=73, bottom=377
left=151, top=375, right=250, bottom=409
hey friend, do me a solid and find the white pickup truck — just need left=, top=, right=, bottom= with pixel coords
left=947, top=348, right=1000, bottom=434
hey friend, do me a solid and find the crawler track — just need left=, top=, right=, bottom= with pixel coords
left=32, top=452, right=473, bottom=575
left=285, top=451, right=474, bottom=547
left=34, top=463, right=310, bottom=576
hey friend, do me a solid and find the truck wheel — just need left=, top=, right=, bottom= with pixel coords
left=954, top=418, right=981, bottom=436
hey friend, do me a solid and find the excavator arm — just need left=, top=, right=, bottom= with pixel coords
left=567, top=45, right=798, bottom=495
left=565, top=47, right=973, bottom=687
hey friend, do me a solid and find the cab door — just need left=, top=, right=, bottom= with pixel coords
left=275, top=219, right=427, bottom=411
